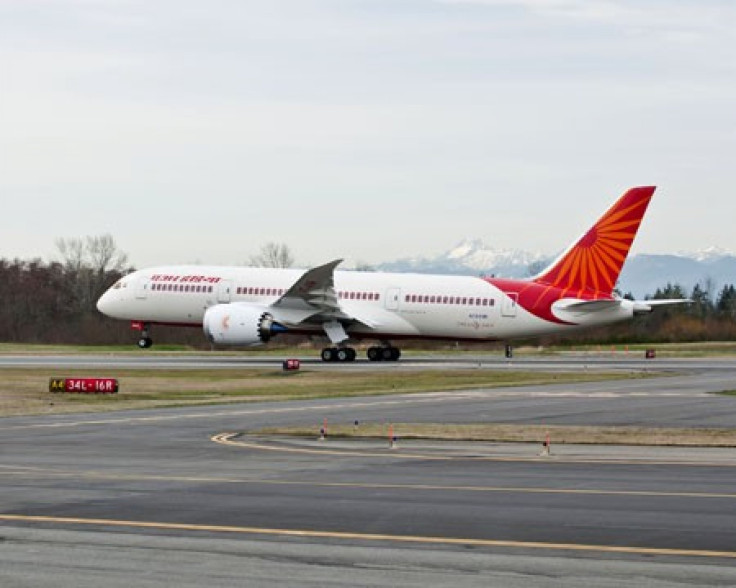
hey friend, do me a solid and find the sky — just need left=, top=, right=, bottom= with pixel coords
left=2, top=0, right=735, bottom=269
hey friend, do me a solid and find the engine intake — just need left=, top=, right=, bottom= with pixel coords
left=203, top=304, right=286, bottom=347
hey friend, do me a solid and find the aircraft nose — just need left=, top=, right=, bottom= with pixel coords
left=96, top=290, right=113, bottom=315
left=97, top=287, right=123, bottom=317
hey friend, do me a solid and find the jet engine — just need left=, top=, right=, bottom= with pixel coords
left=203, top=304, right=287, bottom=347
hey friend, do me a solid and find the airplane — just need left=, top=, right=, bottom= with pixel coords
left=97, top=186, right=689, bottom=361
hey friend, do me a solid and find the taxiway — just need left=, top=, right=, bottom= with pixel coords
left=1, top=355, right=736, bottom=586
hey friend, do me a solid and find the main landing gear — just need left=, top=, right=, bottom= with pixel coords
left=366, top=345, right=401, bottom=362
left=319, top=345, right=402, bottom=362
left=321, top=347, right=357, bottom=362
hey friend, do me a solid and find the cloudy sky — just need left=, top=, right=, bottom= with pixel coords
left=2, top=0, right=735, bottom=268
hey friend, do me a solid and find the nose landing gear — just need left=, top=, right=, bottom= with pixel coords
left=137, top=336, right=153, bottom=349
left=132, top=321, right=153, bottom=349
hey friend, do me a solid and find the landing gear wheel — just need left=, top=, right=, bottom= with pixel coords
left=321, top=347, right=337, bottom=362
left=367, top=346, right=400, bottom=362
left=138, top=337, right=153, bottom=349
left=336, top=347, right=356, bottom=362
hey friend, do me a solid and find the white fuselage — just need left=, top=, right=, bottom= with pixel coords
left=97, top=265, right=634, bottom=343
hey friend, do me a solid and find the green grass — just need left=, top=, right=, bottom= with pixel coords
left=1, top=367, right=647, bottom=416
left=0, top=342, right=197, bottom=354
left=251, top=422, right=736, bottom=447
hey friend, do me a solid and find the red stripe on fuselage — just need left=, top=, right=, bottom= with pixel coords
left=485, top=277, right=613, bottom=324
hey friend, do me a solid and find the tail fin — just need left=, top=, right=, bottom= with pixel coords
left=533, top=186, right=656, bottom=297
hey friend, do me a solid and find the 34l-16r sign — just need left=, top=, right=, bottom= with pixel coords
left=49, top=378, right=119, bottom=394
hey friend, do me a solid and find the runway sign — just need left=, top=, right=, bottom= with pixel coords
left=49, top=378, right=119, bottom=394
left=282, top=359, right=301, bottom=371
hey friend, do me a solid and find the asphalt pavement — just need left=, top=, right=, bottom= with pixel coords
left=1, top=355, right=736, bottom=586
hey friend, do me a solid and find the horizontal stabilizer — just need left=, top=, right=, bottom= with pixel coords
left=553, top=299, right=622, bottom=313
left=553, top=297, right=692, bottom=322
left=551, top=298, right=627, bottom=323
left=632, top=299, right=692, bottom=314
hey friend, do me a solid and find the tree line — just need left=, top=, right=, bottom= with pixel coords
left=0, top=237, right=734, bottom=346
left=541, top=282, right=736, bottom=346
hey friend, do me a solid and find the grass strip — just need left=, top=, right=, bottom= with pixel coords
left=0, top=368, right=641, bottom=416
left=253, top=423, right=736, bottom=447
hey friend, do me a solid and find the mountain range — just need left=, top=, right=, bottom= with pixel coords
left=376, top=239, right=736, bottom=298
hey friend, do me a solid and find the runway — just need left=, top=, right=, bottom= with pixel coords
left=2, top=351, right=736, bottom=372
left=2, top=356, right=736, bottom=586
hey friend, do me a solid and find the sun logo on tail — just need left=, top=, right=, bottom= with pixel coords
left=533, top=186, right=655, bottom=298
left=487, top=186, right=657, bottom=324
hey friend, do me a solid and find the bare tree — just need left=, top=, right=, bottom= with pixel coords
left=56, top=234, right=128, bottom=275
left=86, top=234, right=129, bottom=276
left=248, top=242, right=294, bottom=268
left=55, top=234, right=130, bottom=312
left=55, top=237, right=86, bottom=274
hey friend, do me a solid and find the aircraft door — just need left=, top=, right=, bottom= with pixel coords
left=385, top=287, right=401, bottom=311
left=501, top=293, right=518, bottom=317
left=216, top=280, right=233, bottom=303
left=135, top=277, right=148, bottom=300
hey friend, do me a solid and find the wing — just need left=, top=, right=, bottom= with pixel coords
left=267, top=259, right=375, bottom=341
left=272, top=259, right=343, bottom=319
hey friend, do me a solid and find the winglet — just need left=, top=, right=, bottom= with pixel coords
left=533, top=186, right=656, bottom=297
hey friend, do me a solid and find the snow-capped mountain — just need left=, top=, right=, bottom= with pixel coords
left=677, top=246, right=734, bottom=263
left=379, top=238, right=549, bottom=278
left=377, top=241, right=736, bottom=298
left=444, top=239, right=547, bottom=270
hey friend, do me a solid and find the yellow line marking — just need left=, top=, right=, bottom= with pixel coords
left=1, top=514, right=734, bottom=559
left=2, top=466, right=736, bottom=500
left=212, top=433, right=736, bottom=467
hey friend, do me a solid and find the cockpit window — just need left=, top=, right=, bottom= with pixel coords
left=113, top=281, right=122, bottom=289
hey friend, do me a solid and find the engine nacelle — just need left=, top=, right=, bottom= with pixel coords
left=203, top=304, right=286, bottom=347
